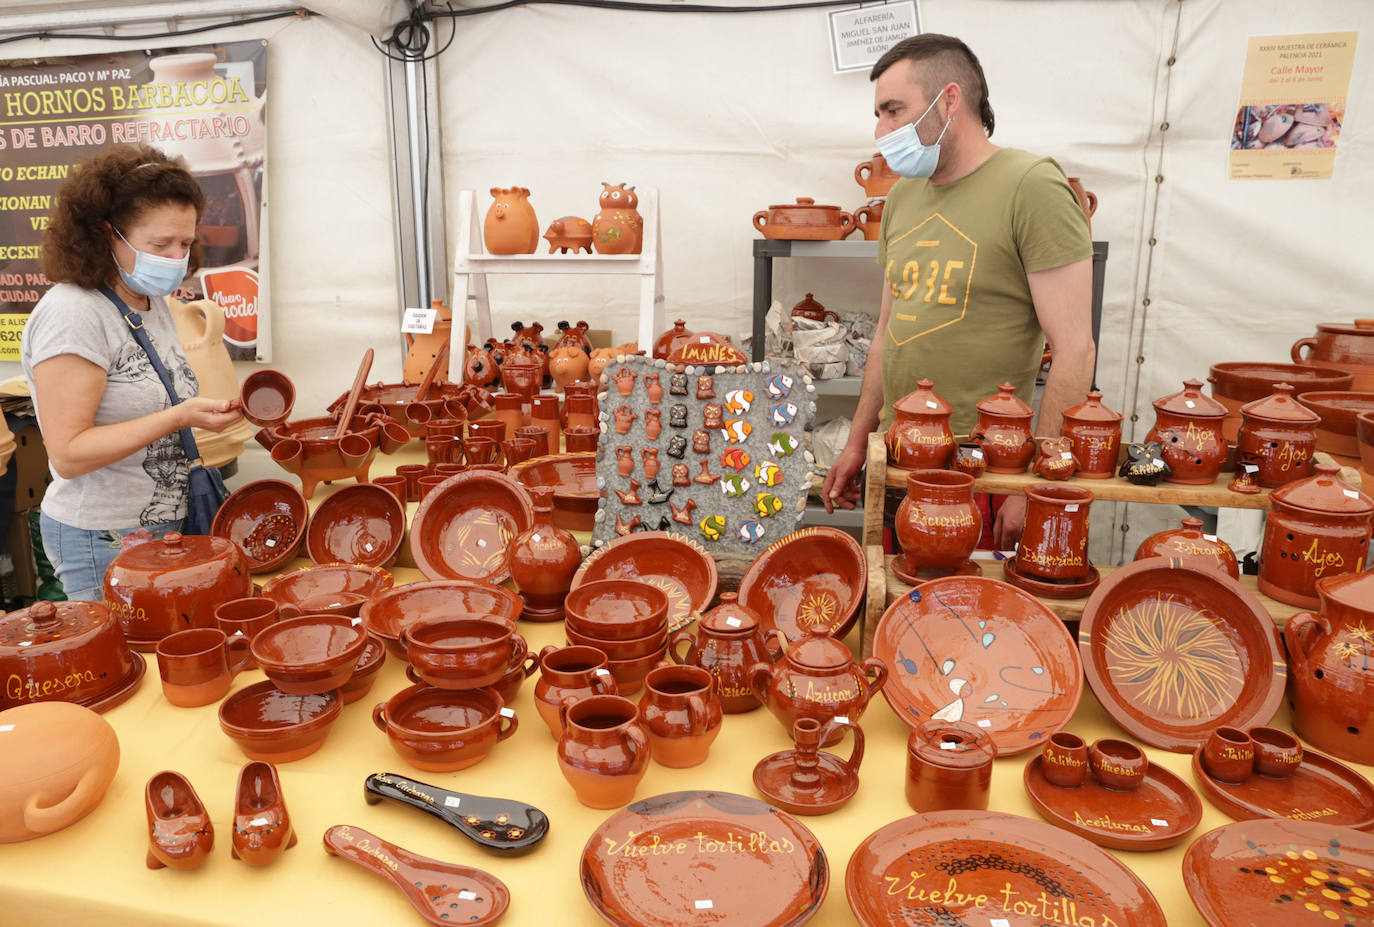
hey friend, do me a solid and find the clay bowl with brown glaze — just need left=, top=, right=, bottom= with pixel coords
left=218, top=681, right=341, bottom=763
left=563, top=580, right=670, bottom=642
left=1209, top=361, right=1352, bottom=408
left=372, top=684, right=516, bottom=772
left=737, top=526, right=866, bottom=641
left=508, top=453, right=598, bottom=531
left=400, top=616, right=523, bottom=689
left=305, top=484, right=406, bottom=568
left=566, top=622, right=668, bottom=662
left=331, top=381, right=469, bottom=437
left=1358, top=410, right=1374, bottom=479
left=360, top=579, right=523, bottom=654
left=261, top=563, right=394, bottom=618
left=339, top=635, right=387, bottom=705
left=240, top=369, right=295, bottom=427
left=211, top=479, right=309, bottom=574
left=1294, top=390, right=1374, bottom=457
left=251, top=615, right=368, bottom=695
left=410, top=471, right=535, bottom=584
left=570, top=532, right=718, bottom=634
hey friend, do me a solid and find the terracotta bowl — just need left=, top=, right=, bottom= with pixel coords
left=305, top=484, right=406, bottom=568
left=563, top=580, right=670, bottom=641
left=566, top=623, right=669, bottom=661
left=1294, top=390, right=1374, bottom=457
left=409, top=471, right=534, bottom=584
left=508, top=453, right=598, bottom=531
left=372, top=684, right=516, bottom=772
left=401, top=617, right=523, bottom=689
left=211, top=479, right=310, bottom=574
left=1209, top=362, right=1352, bottom=407
left=251, top=615, right=368, bottom=695
left=240, top=369, right=295, bottom=427
left=570, top=531, right=718, bottom=633
left=261, top=563, right=394, bottom=617
left=604, top=650, right=664, bottom=696
left=218, top=681, right=341, bottom=763
left=737, top=527, right=866, bottom=640
left=360, top=580, right=524, bottom=654
left=339, top=635, right=387, bottom=705
left=1358, top=411, right=1374, bottom=475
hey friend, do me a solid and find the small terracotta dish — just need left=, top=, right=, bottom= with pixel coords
left=1190, top=742, right=1374, bottom=830
left=261, top=563, right=394, bottom=616
left=360, top=579, right=523, bottom=653
left=564, top=580, right=669, bottom=641
left=737, top=527, right=866, bottom=640
left=571, top=531, right=717, bottom=633
left=240, top=369, right=295, bottom=427
left=410, top=470, right=534, bottom=584
left=251, top=616, right=368, bottom=695
left=363, top=772, right=550, bottom=855
left=1002, top=556, right=1102, bottom=599
left=401, top=617, right=523, bottom=689
left=508, top=452, right=598, bottom=531
left=211, top=479, right=309, bottom=573
left=305, top=484, right=406, bottom=568
left=339, top=635, right=387, bottom=704
left=218, top=681, right=341, bottom=763
left=372, top=684, right=517, bottom=772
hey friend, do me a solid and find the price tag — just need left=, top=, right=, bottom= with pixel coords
left=1184, top=399, right=1196, bottom=409
left=458, top=891, right=477, bottom=901
left=595, top=668, right=612, bottom=677
left=725, top=617, right=742, bottom=628
left=699, top=335, right=711, bottom=344
left=833, top=716, right=850, bottom=725
left=971, top=449, right=984, bottom=459
left=1345, top=489, right=1361, bottom=499
left=445, top=796, right=462, bottom=808
left=500, top=707, right=515, bottom=718
left=250, top=816, right=271, bottom=827
left=265, top=537, right=277, bottom=547
left=531, top=533, right=542, bottom=542
left=1061, top=452, right=1073, bottom=459
left=1150, top=818, right=1169, bottom=827
left=991, top=920, right=1011, bottom=927
left=926, top=400, right=938, bottom=409
left=1065, top=504, right=1079, bottom=512
left=694, top=900, right=714, bottom=910
left=401, top=306, right=437, bottom=334
left=0, top=725, right=14, bottom=733
left=1204, top=534, right=1218, bottom=542
left=976, top=719, right=992, bottom=728
left=939, top=741, right=957, bottom=751
left=1153, top=458, right=1165, bottom=468
left=350, top=617, right=363, bottom=627
left=477, top=539, right=487, bottom=548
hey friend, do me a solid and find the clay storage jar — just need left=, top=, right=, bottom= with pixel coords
left=1145, top=378, right=1229, bottom=484
left=1060, top=390, right=1123, bottom=478
left=1235, top=383, right=1320, bottom=488
left=1291, top=318, right=1374, bottom=390
left=905, top=720, right=997, bottom=813
left=893, top=469, right=980, bottom=577
left=884, top=378, right=955, bottom=469
left=1016, top=484, right=1094, bottom=583
left=972, top=382, right=1036, bottom=473
left=1133, top=517, right=1240, bottom=578
left=1257, top=461, right=1374, bottom=608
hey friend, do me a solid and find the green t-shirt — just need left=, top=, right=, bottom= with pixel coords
left=877, top=148, right=1092, bottom=434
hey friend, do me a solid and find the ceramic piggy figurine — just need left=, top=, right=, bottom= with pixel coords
left=543, top=217, right=593, bottom=254
left=464, top=343, right=499, bottom=387
left=549, top=344, right=590, bottom=391
left=553, top=320, right=592, bottom=352
left=588, top=343, right=640, bottom=383
left=484, top=186, right=539, bottom=254
left=592, top=183, right=643, bottom=255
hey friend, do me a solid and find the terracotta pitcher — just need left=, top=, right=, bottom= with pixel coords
left=750, top=623, right=886, bottom=744
left=556, top=695, right=650, bottom=809
left=854, top=152, right=899, bottom=197
left=667, top=592, right=774, bottom=713
left=893, top=469, right=980, bottom=577
left=885, top=378, right=955, bottom=469
left=1258, top=461, right=1373, bottom=608
left=1066, top=177, right=1097, bottom=234
left=636, top=664, right=722, bottom=768
left=508, top=487, right=581, bottom=621
left=533, top=645, right=618, bottom=738
left=972, top=382, right=1036, bottom=473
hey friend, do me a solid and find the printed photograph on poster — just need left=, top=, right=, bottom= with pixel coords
left=0, top=41, right=270, bottom=361
left=1230, top=31, right=1358, bottom=180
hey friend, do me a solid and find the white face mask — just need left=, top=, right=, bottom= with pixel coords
left=112, top=226, right=189, bottom=297
left=876, top=93, right=952, bottom=179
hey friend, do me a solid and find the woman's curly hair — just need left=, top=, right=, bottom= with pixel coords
left=40, top=144, right=205, bottom=289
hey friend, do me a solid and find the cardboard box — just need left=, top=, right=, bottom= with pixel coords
left=543, top=328, right=614, bottom=349
left=11, top=423, right=50, bottom=511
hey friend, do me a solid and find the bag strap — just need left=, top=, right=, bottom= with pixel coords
left=98, top=285, right=206, bottom=468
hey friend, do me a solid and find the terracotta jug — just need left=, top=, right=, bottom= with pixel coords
left=1016, top=484, right=1094, bottom=583
left=0, top=702, right=119, bottom=843
left=1133, top=517, right=1239, bottom=578
left=636, top=664, right=722, bottom=768
left=1066, top=177, right=1097, bottom=233
left=1258, top=462, right=1373, bottom=608
left=853, top=201, right=884, bottom=241
left=564, top=391, right=598, bottom=432
left=403, top=298, right=454, bottom=383
left=894, top=469, right=980, bottom=577
left=1285, top=570, right=1374, bottom=765
left=509, top=488, right=581, bottom=621
left=168, top=297, right=254, bottom=468
left=592, top=183, right=644, bottom=255
left=668, top=592, right=774, bottom=713
left=749, top=623, right=887, bottom=744
left=483, top=186, right=539, bottom=254
left=1061, top=390, right=1123, bottom=479
left=854, top=152, right=899, bottom=197
left=1146, top=378, right=1229, bottom=484
left=1236, top=383, right=1320, bottom=488
left=885, top=378, right=955, bottom=469
left=973, top=382, right=1036, bottom=473
left=533, top=645, right=618, bottom=738
left=556, top=695, right=650, bottom=809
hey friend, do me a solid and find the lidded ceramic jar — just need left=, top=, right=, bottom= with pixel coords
left=0, top=601, right=141, bottom=711
left=1061, top=390, right=1123, bottom=478
left=1133, top=517, right=1239, bottom=578
left=1236, top=383, right=1320, bottom=488
left=1016, top=484, right=1094, bottom=583
left=1284, top=570, right=1374, bottom=765
left=972, top=382, right=1036, bottom=473
left=1292, top=319, right=1374, bottom=390
left=508, top=487, right=582, bottom=621
left=668, top=592, right=773, bottom=713
left=103, top=532, right=252, bottom=651
left=749, top=623, right=886, bottom=743
left=1258, top=462, right=1373, bottom=608
left=1146, top=378, right=1229, bottom=484
left=884, top=378, right=955, bottom=469
left=893, top=469, right=980, bottom=576
left=905, top=720, right=997, bottom=813
left=653, top=320, right=690, bottom=360
left=791, top=293, right=837, bottom=324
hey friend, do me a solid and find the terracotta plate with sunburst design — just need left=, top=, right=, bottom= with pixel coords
left=1079, top=556, right=1286, bottom=752
left=410, top=471, right=534, bottom=584
left=738, top=527, right=866, bottom=641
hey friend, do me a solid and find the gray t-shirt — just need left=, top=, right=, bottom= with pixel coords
left=21, top=283, right=199, bottom=530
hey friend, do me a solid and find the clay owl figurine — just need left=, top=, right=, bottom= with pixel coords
left=592, top=183, right=644, bottom=255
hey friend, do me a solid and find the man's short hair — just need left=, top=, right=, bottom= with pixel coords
left=870, top=34, right=995, bottom=137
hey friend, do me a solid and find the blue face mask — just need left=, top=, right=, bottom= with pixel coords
left=112, top=226, right=189, bottom=297
left=876, top=93, right=952, bottom=179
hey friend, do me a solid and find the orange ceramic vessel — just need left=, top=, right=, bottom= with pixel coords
left=885, top=378, right=955, bottom=469
left=0, top=702, right=118, bottom=844
left=556, top=695, right=650, bottom=809
left=1016, top=484, right=1094, bottom=583
left=508, top=487, right=582, bottom=621
left=0, top=601, right=143, bottom=712
left=533, top=644, right=618, bottom=738
left=905, top=720, right=996, bottom=812
left=750, top=622, right=886, bottom=743
left=753, top=198, right=854, bottom=241
left=667, top=592, right=774, bottom=713
left=1258, top=462, right=1374, bottom=608
left=893, top=469, right=980, bottom=576
left=635, top=665, right=722, bottom=768
left=973, top=382, right=1036, bottom=473
left=592, top=183, right=644, bottom=255
left=1291, top=319, right=1374, bottom=390
left=1146, top=379, right=1229, bottom=484
left=1236, top=383, right=1320, bottom=488
left=1134, top=517, right=1239, bottom=578
left=1033, top=436, right=1077, bottom=481
left=1285, top=570, right=1374, bottom=765
left=1061, top=390, right=1123, bottom=478
left=483, top=187, right=538, bottom=254
left=854, top=153, right=899, bottom=197
left=373, top=685, right=517, bottom=772
left=853, top=201, right=883, bottom=241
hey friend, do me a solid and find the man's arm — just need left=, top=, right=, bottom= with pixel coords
left=821, top=283, right=893, bottom=511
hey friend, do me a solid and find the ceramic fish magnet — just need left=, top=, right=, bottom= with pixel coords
left=768, top=402, right=799, bottom=426
left=768, top=433, right=799, bottom=457
left=720, top=448, right=751, bottom=472
left=703, top=403, right=725, bottom=429
left=737, top=517, right=765, bottom=543
left=669, top=372, right=689, bottom=395
left=699, top=515, right=726, bottom=541
left=754, top=460, right=783, bottom=487
left=721, top=420, right=752, bottom=444
left=755, top=492, right=783, bottom=518
left=669, top=404, right=689, bottom=429
left=1119, top=440, right=1172, bottom=486
left=667, top=434, right=688, bottom=459
left=693, top=429, right=712, bottom=454
left=765, top=374, right=794, bottom=399
left=721, top=473, right=751, bottom=498
left=723, top=389, right=754, bottom=414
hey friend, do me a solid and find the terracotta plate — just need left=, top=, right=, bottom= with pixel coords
left=262, top=563, right=395, bottom=611
left=873, top=576, right=1083, bottom=755
left=508, top=452, right=598, bottom=531
left=1024, top=754, right=1202, bottom=850
left=571, top=531, right=718, bottom=633
left=1079, top=557, right=1286, bottom=752
left=306, top=484, right=406, bottom=568
left=1191, top=746, right=1374, bottom=830
left=410, top=471, right=534, bottom=584
left=846, top=810, right=1166, bottom=927
left=360, top=579, right=523, bottom=652
left=580, top=790, right=828, bottom=927
left=1182, top=818, right=1374, bottom=927
left=211, top=479, right=309, bottom=573
left=738, top=527, right=866, bottom=640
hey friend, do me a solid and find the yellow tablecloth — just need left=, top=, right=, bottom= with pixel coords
left=3, top=449, right=1369, bottom=927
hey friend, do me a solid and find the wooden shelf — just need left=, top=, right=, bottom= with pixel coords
left=884, top=465, right=1276, bottom=509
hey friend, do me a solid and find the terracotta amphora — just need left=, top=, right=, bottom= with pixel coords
left=885, top=378, right=955, bottom=469
left=556, top=695, right=650, bottom=809
left=636, top=664, right=722, bottom=768
left=483, top=187, right=538, bottom=254
left=854, top=152, right=899, bottom=197
left=508, top=487, right=581, bottom=622
left=168, top=296, right=255, bottom=467
left=972, top=382, right=1036, bottom=473
left=894, top=469, right=980, bottom=577
left=1258, top=462, right=1373, bottom=608
left=667, top=592, right=774, bottom=713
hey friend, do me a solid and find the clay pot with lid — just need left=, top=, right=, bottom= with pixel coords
left=1236, top=383, right=1320, bottom=487
left=893, top=469, right=980, bottom=578
left=1258, top=461, right=1374, bottom=608
left=1016, top=484, right=1094, bottom=583
left=1292, top=319, right=1374, bottom=390
left=749, top=623, right=886, bottom=744
left=884, top=378, right=955, bottom=469
left=1209, top=361, right=1352, bottom=442
left=103, top=532, right=252, bottom=652
left=1284, top=570, right=1374, bottom=765
left=1061, top=390, right=1123, bottom=478
left=854, top=152, right=899, bottom=197
left=667, top=593, right=774, bottom=713
left=1133, top=517, right=1239, bottom=578
left=791, top=293, right=837, bottom=324
left=0, top=701, right=119, bottom=843
left=905, top=720, right=996, bottom=812
left=1145, top=378, right=1229, bottom=484
left=0, top=601, right=144, bottom=712
left=972, top=382, right=1036, bottom=473
left=752, top=198, right=854, bottom=241
left=508, top=487, right=582, bottom=622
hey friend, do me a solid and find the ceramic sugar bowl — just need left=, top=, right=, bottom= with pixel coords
left=667, top=592, right=774, bottom=713
left=972, top=382, right=1036, bottom=473
left=1146, top=378, right=1229, bottom=484
left=884, top=378, right=955, bottom=469
left=1258, top=462, right=1373, bottom=608
left=1284, top=570, right=1374, bottom=765
left=749, top=623, right=886, bottom=744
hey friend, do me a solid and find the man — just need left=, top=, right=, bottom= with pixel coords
left=821, top=33, right=1096, bottom=549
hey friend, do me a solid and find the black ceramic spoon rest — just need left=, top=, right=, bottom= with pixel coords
left=363, top=772, right=550, bottom=854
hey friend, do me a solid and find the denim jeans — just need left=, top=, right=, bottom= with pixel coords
left=39, top=512, right=184, bottom=602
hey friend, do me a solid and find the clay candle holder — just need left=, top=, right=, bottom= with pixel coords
left=1040, top=732, right=1089, bottom=788
left=885, top=378, right=955, bottom=469
left=250, top=615, right=368, bottom=695
left=240, top=369, right=295, bottom=427
left=635, top=664, right=722, bottom=768
left=399, top=616, right=522, bottom=690
left=753, top=716, right=864, bottom=815
left=1201, top=727, right=1255, bottom=784
left=155, top=628, right=253, bottom=708
left=1087, top=738, right=1147, bottom=790
left=972, top=382, right=1036, bottom=473
left=555, top=694, right=651, bottom=809
left=1249, top=726, right=1302, bottom=779
left=1012, top=483, right=1095, bottom=585
left=893, top=469, right=981, bottom=579
left=218, top=682, right=341, bottom=763
left=373, top=684, right=517, bottom=772
left=905, top=720, right=997, bottom=812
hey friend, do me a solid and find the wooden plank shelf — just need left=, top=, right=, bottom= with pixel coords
left=885, top=465, right=1276, bottom=509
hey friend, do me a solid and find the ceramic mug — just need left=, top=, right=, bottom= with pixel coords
left=1040, top=731, right=1089, bottom=788
left=635, top=664, right=722, bottom=768
left=426, top=418, right=465, bottom=438
left=156, top=627, right=253, bottom=708
left=416, top=473, right=448, bottom=501
left=468, top=419, right=507, bottom=444
left=564, top=426, right=599, bottom=453
left=395, top=464, right=429, bottom=503
left=464, top=435, right=502, bottom=466
left=214, top=596, right=280, bottom=667
left=1249, top=726, right=1302, bottom=779
left=534, top=644, right=619, bottom=738
left=425, top=434, right=459, bottom=465
left=373, top=475, right=408, bottom=507
left=1088, top=738, right=1147, bottom=790
left=515, top=425, right=549, bottom=458
left=1202, top=727, right=1255, bottom=783
left=556, top=694, right=651, bottom=809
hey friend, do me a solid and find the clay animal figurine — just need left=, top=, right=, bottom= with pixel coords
left=483, top=186, right=539, bottom=254
left=1033, top=437, right=1076, bottom=481
left=549, top=344, right=590, bottom=391
left=615, top=479, right=642, bottom=506
left=1118, top=441, right=1172, bottom=486
left=553, top=320, right=592, bottom=351
left=615, top=514, right=643, bottom=536
left=510, top=321, right=545, bottom=348
left=588, top=343, right=640, bottom=383
left=592, top=183, right=644, bottom=255
left=464, top=343, right=499, bottom=387
left=671, top=498, right=697, bottom=525
left=543, top=217, right=594, bottom=254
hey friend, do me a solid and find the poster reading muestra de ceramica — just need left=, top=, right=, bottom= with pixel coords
left=0, top=40, right=269, bottom=361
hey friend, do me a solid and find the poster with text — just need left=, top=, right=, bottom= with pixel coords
left=0, top=40, right=268, bottom=361
left=1230, top=31, right=1357, bottom=180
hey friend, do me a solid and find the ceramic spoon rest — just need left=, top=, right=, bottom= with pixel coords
left=363, top=772, right=550, bottom=854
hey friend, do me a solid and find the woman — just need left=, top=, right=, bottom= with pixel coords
left=20, top=144, right=242, bottom=602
